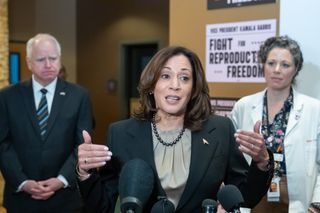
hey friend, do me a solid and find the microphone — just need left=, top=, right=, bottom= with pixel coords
left=150, top=197, right=175, bottom=213
left=119, top=158, right=154, bottom=213
left=202, top=199, right=217, bottom=213
left=217, top=185, right=244, bottom=213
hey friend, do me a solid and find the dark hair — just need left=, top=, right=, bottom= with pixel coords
left=133, top=46, right=212, bottom=131
left=259, top=35, right=303, bottom=83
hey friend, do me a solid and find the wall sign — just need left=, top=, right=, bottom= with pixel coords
left=208, top=0, right=276, bottom=10
left=210, top=97, right=238, bottom=117
left=205, top=19, right=276, bottom=83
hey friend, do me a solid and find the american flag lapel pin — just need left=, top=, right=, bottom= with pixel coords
left=202, top=138, right=209, bottom=145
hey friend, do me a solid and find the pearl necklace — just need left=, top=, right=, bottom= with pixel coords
left=151, top=116, right=186, bottom=147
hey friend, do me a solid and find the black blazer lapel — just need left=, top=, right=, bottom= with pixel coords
left=126, top=121, right=167, bottom=196
left=177, top=124, right=219, bottom=209
left=44, top=79, right=66, bottom=140
left=127, top=121, right=155, bottom=162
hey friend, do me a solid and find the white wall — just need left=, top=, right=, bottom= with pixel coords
left=280, top=0, right=320, bottom=100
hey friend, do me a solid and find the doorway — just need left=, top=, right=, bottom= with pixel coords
left=122, top=43, right=158, bottom=117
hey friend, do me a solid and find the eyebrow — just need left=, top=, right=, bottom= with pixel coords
left=181, top=68, right=192, bottom=72
left=162, top=66, right=192, bottom=72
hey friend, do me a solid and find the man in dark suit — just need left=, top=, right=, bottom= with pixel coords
left=0, top=33, right=93, bottom=213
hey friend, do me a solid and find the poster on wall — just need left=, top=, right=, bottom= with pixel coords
left=210, top=97, right=238, bottom=117
left=205, top=19, right=276, bottom=83
left=208, top=0, right=276, bottom=10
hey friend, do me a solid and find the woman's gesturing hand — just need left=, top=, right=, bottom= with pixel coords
left=234, top=121, right=270, bottom=171
left=77, top=130, right=112, bottom=180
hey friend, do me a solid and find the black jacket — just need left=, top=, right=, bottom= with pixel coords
left=79, top=116, right=272, bottom=213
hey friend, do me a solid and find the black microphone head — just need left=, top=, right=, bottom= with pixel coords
left=119, top=158, right=154, bottom=213
left=202, top=199, right=217, bottom=213
left=150, top=198, right=175, bottom=213
left=217, top=185, right=244, bottom=212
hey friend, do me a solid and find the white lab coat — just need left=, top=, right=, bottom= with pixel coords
left=231, top=88, right=320, bottom=213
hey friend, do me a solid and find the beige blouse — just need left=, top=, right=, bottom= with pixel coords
left=152, top=125, right=191, bottom=209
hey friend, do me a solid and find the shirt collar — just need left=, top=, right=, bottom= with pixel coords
left=32, top=75, right=57, bottom=94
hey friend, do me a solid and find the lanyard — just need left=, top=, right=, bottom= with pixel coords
left=261, top=88, right=293, bottom=176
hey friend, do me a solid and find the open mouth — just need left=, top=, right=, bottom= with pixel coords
left=165, top=95, right=181, bottom=103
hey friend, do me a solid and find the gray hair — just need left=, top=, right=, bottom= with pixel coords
left=259, top=35, right=303, bottom=71
left=258, top=35, right=303, bottom=85
left=26, top=33, right=61, bottom=57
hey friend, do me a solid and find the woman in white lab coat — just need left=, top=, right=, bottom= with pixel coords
left=231, top=35, right=320, bottom=213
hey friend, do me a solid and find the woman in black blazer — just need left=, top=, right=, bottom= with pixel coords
left=76, top=46, right=273, bottom=213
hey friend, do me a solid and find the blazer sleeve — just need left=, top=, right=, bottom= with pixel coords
left=78, top=123, right=121, bottom=213
left=59, top=88, right=93, bottom=187
left=224, top=118, right=273, bottom=208
left=0, top=89, right=29, bottom=189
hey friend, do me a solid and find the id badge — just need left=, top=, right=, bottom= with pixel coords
left=267, top=176, right=280, bottom=202
left=273, top=153, right=284, bottom=162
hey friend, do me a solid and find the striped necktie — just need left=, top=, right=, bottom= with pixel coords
left=37, top=88, right=49, bottom=140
